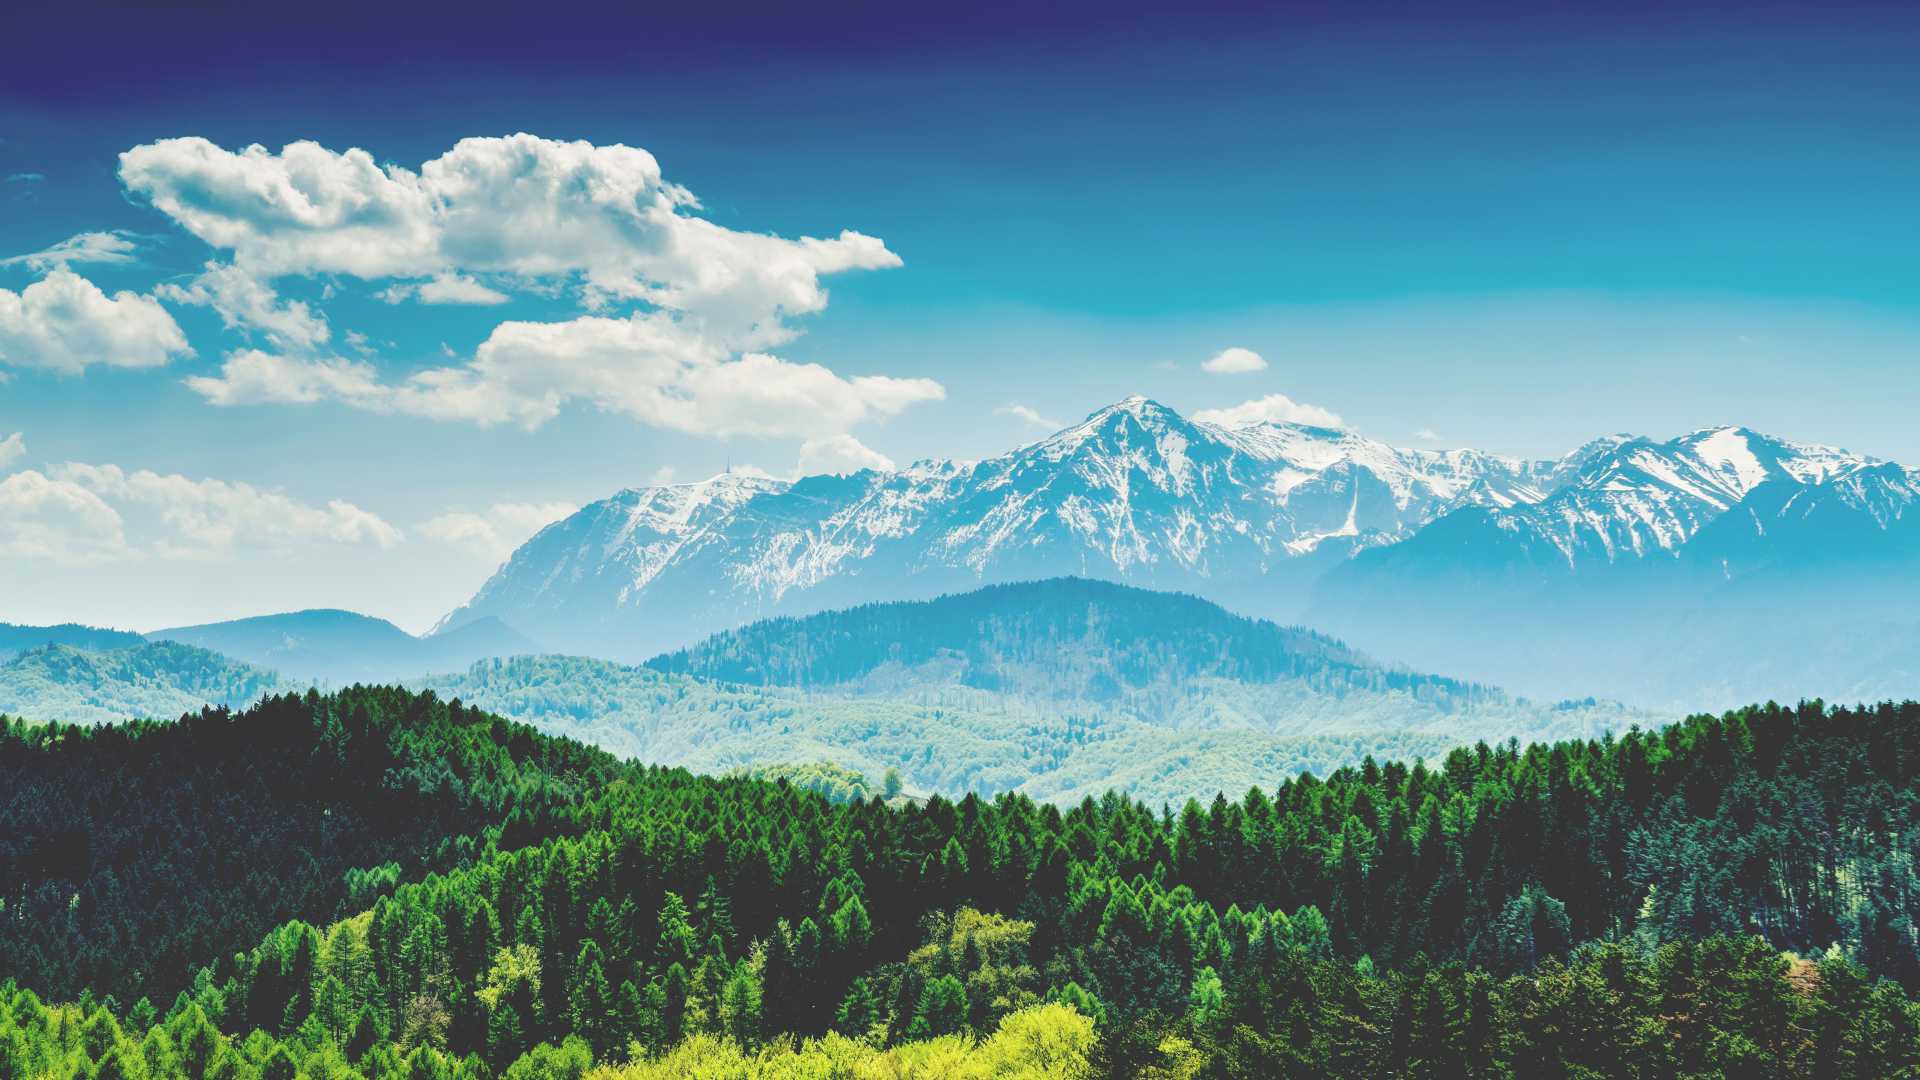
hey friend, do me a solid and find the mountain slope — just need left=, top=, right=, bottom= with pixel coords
left=426, top=653, right=1547, bottom=807
left=0, top=641, right=286, bottom=725
left=151, top=609, right=540, bottom=684
left=438, top=397, right=1561, bottom=659
left=427, top=579, right=1646, bottom=806
left=1308, top=426, right=1920, bottom=706
left=648, top=576, right=1528, bottom=724
left=0, top=621, right=146, bottom=660
left=446, top=401, right=1919, bottom=708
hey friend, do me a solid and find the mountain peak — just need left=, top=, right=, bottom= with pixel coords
left=1081, top=395, right=1181, bottom=425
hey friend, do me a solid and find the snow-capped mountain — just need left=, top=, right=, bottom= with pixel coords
left=439, top=398, right=1920, bottom=708
left=440, top=397, right=1556, bottom=656
left=1309, top=426, right=1920, bottom=707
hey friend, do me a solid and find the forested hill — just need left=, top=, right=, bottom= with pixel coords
left=6, top=689, right=1920, bottom=1078
left=0, top=687, right=626, bottom=1005
left=0, top=640, right=286, bottom=725
left=0, top=621, right=144, bottom=660
left=649, top=577, right=1520, bottom=716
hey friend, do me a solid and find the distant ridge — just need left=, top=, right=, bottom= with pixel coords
left=0, top=622, right=146, bottom=660
left=444, top=398, right=1920, bottom=708
left=150, top=609, right=540, bottom=684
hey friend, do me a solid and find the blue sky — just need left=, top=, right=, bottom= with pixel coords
left=2, top=0, right=1918, bottom=631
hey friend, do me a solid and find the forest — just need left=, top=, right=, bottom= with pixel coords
left=3, top=689, right=1919, bottom=1078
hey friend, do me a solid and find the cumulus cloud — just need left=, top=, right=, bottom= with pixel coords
left=0, top=432, right=22, bottom=469
left=419, top=501, right=575, bottom=561
left=1201, top=346, right=1268, bottom=374
left=798, top=433, right=895, bottom=476
left=122, top=133, right=932, bottom=437
left=997, top=403, right=1063, bottom=430
left=0, top=468, right=130, bottom=563
left=1193, top=392, right=1344, bottom=430
left=0, top=270, right=192, bottom=373
left=1, top=230, right=140, bottom=272
left=187, top=312, right=944, bottom=435
left=156, top=262, right=330, bottom=351
left=379, top=273, right=510, bottom=306
left=45, top=462, right=401, bottom=560
left=119, top=133, right=899, bottom=343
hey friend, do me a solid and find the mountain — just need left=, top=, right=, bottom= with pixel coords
left=0, top=640, right=286, bottom=725
left=437, top=397, right=1562, bottom=659
left=426, top=652, right=1610, bottom=808
left=1310, top=426, right=1920, bottom=707
left=646, top=577, right=1591, bottom=729
left=150, top=608, right=540, bottom=684
left=444, top=400, right=1919, bottom=709
left=425, top=580, right=1646, bottom=806
left=0, top=621, right=146, bottom=661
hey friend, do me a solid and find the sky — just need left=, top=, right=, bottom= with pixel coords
left=2, top=0, right=1918, bottom=632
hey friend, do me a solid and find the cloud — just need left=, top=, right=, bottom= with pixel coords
left=119, top=133, right=899, bottom=344
left=419, top=501, right=575, bottom=561
left=1, top=230, right=140, bottom=272
left=997, top=403, right=1063, bottom=430
left=0, top=432, right=21, bottom=469
left=379, top=273, right=510, bottom=306
left=187, top=313, right=945, bottom=435
left=798, top=433, right=894, bottom=476
left=1414, top=427, right=1441, bottom=442
left=0, top=469, right=130, bottom=564
left=1193, top=392, right=1344, bottom=429
left=156, top=262, right=330, bottom=351
left=1201, top=346, right=1268, bottom=375
left=46, top=462, right=402, bottom=560
left=5, top=173, right=44, bottom=184
left=0, top=270, right=192, bottom=373
left=124, top=133, right=931, bottom=437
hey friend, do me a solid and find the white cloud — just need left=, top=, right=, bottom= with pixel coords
left=997, top=403, right=1063, bottom=430
left=0, top=230, right=140, bottom=272
left=0, top=469, right=129, bottom=564
left=187, top=313, right=945, bottom=436
left=379, top=273, right=510, bottom=306
left=45, top=462, right=402, bottom=560
left=419, top=501, right=575, bottom=561
left=119, top=133, right=899, bottom=345
left=1193, top=392, right=1344, bottom=429
left=1201, top=346, right=1268, bottom=374
left=0, top=270, right=192, bottom=373
left=156, top=262, right=330, bottom=351
left=797, top=433, right=894, bottom=476
left=184, top=349, right=387, bottom=407
left=1414, top=427, right=1441, bottom=442
left=124, top=133, right=932, bottom=438
left=0, top=432, right=22, bottom=469
left=649, top=465, right=676, bottom=485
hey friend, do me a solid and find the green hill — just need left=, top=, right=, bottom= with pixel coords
left=0, top=641, right=287, bottom=725
left=648, top=577, right=1651, bottom=735
left=425, top=653, right=1553, bottom=807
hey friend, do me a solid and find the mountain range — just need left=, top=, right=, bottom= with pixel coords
left=438, top=397, right=1920, bottom=709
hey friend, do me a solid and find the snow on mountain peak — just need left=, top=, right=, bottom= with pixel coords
left=443, top=402, right=1914, bottom=658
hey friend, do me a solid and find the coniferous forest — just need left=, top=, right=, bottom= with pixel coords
left=3, top=689, right=1919, bottom=1077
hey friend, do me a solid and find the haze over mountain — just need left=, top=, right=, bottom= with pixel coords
left=434, top=579, right=1642, bottom=805
left=150, top=609, right=540, bottom=685
left=440, top=397, right=1920, bottom=709
left=0, top=641, right=284, bottom=725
